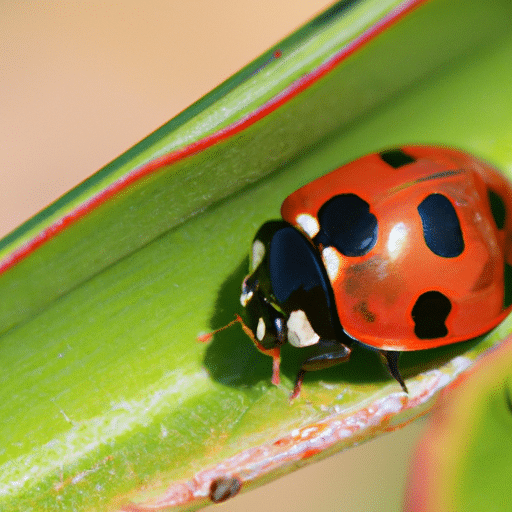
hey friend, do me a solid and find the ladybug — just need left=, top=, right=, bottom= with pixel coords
left=238, top=146, right=512, bottom=398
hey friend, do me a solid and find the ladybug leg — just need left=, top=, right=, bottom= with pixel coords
left=290, top=341, right=352, bottom=399
left=240, top=277, right=288, bottom=386
left=241, top=315, right=285, bottom=386
left=379, top=350, right=408, bottom=393
left=290, top=370, right=306, bottom=401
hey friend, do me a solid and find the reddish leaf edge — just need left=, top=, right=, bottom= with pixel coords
left=0, top=0, right=426, bottom=277
left=404, top=333, right=512, bottom=512
left=116, top=354, right=472, bottom=511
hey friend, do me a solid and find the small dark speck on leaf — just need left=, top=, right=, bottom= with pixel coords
left=209, top=475, right=242, bottom=503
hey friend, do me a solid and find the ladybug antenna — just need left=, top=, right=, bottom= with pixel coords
left=198, top=314, right=282, bottom=386
left=380, top=350, right=408, bottom=393
left=197, top=315, right=245, bottom=343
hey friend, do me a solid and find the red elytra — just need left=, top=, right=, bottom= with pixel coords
left=281, top=145, right=512, bottom=351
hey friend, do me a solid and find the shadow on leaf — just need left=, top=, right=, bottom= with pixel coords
left=203, top=258, right=490, bottom=394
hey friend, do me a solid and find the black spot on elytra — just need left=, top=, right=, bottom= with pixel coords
left=418, top=194, right=464, bottom=258
left=380, top=148, right=416, bottom=168
left=314, top=194, right=377, bottom=257
left=411, top=291, right=451, bottom=339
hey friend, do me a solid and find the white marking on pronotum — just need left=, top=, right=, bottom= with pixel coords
left=251, top=239, right=265, bottom=271
left=296, top=213, right=320, bottom=238
left=322, top=247, right=340, bottom=280
left=286, top=310, right=320, bottom=348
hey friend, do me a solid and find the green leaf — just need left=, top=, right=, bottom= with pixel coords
left=2, top=0, right=512, bottom=510
left=405, top=335, right=512, bottom=512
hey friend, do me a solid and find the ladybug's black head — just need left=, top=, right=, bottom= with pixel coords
left=240, top=220, right=345, bottom=350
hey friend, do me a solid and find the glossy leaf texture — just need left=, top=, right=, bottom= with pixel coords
left=405, top=334, right=512, bottom=512
left=2, top=0, right=512, bottom=510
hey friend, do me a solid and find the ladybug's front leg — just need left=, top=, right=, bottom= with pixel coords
left=291, top=339, right=351, bottom=400
left=238, top=309, right=285, bottom=386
